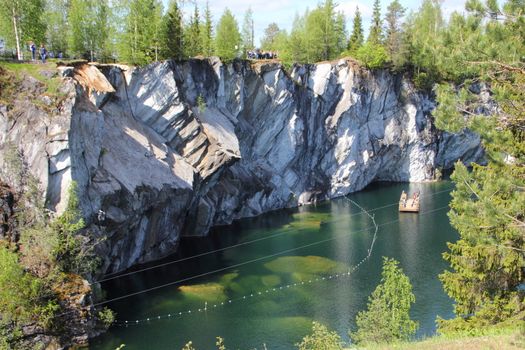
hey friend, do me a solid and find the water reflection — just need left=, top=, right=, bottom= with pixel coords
left=92, top=182, right=456, bottom=350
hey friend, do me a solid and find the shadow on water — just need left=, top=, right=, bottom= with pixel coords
left=91, top=181, right=457, bottom=350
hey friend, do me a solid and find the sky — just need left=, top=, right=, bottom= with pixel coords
left=170, top=0, right=468, bottom=47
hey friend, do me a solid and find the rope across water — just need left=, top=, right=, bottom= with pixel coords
left=109, top=194, right=449, bottom=326
left=95, top=186, right=454, bottom=285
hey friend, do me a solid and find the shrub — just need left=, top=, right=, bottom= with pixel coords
left=51, top=182, right=100, bottom=275
left=0, top=246, right=58, bottom=328
left=355, top=43, right=389, bottom=69
left=296, top=321, right=343, bottom=350
left=350, top=257, right=418, bottom=345
left=97, top=307, right=115, bottom=329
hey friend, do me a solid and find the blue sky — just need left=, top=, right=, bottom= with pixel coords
left=169, top=0, right=467, bottom=47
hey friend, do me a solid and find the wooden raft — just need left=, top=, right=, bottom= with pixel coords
left=399, top=191, right=420, bottom=213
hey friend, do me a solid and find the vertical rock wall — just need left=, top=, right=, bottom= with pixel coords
left=0, top=58, right=484, bottom=273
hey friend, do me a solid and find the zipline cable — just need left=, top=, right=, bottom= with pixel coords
left=94, top=186, right=453, bottom=285
left=95, top=205, right=450, bottom=310
left=112, top=201, right=445, bottom=327
left=113, top=195, right=380, bottom=326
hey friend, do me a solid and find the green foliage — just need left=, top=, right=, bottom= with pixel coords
left=118, top=0, right=163, bottom=65
left=51, top=182, right=100, bottom=275
left=385, top=0, right=408, bottom=69
left=412, top=71, right=438, bottom=91
left=45, top=0, right=69, bottom=54
left=97, top=307, right=116, bottom=329
left=0, top=0, right=46, bottom=59
left=161, top=0, right=183, bottom=60
left=404, top=0, right=444, bottom=81
left=68, top=0, right=111, bottom=61
left=296, top=321, right=343, bottom=350
left=438, top=161, right=525, bottom=333
left=276, top=1, right=346, bottom=64
left=260, top=23, right=282, bottom=51
left=184, top=4, right=202, bottom=58
left=0, top=149, right=109, bottom=347
left=196, top=95, right=206, bottom=113
left=182, top=341, right=195, bottom=350
left=215, top=337, right=226, bottom=350
left=215, top=8, right=241, bottom=61
left=434, top=2, right=525, bottom=334
left=306, top=1, right=346, bottom=62
left=351, top=257, right=418, bottom=345
left=368, top=0, right=383, bottom=45
left=0, top=246, right=58, bottom=329
left=200, top=1, right=214, bottom=57
left=347, top=7, right=364, bottom=53
left=355, top=42, right=389, bottom=69
left=241, top=7, right=254, bottom=51
left=279, top=13, right=307, bottom=64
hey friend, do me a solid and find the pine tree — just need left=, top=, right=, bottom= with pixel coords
left=260, top=23, right=281, bottom=51
left=185, top=4, right=201, bottom=57
left=434, top=3, right=525, bottom=333
left=347, top=6, right=364, bottom=52
left=385, top=0, right=406, bottom=68
left=404, top=0, right=444, bottom=86
left=351, top=257, right=418, bottom=344
left=368, top=0, right=383, bottom=45
left=162, top=0, right=184, bottom=60
left=241, top=7, right=254, bottom=52
left=215, top=8, right=241, bottom=61
left=200, top=1, right=213, bottom=57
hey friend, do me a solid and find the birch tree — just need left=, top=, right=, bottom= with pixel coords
left=0, top=0, right=46, bottom=60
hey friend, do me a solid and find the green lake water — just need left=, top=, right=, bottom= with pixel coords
left=91, top=181, right=457, bottom=350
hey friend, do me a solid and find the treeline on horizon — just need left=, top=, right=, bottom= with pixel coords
left=0, top=0, right=520, bottom=87
left=0, top=1, right=523, bottom=348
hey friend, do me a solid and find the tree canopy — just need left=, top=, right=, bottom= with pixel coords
left=347, top=6, right=364, bottom=52
left=215, top=8, right=241, bottom=61
left=0, top=0, right=46, bottom=59
left=434, top=0, right=525, bottom=334
left=351, top=257, right=418, bottom=344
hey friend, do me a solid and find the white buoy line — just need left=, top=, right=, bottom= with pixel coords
left=110, top=200, right=449, bottom=327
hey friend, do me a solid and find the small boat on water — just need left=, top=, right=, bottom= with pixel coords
left=399, top=190, right=420, bottom=212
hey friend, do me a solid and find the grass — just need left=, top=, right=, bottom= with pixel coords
left=347, top=326, right=525, bottom=350
left=0, top=61, right=64, bottom=101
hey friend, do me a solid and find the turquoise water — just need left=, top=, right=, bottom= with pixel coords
left=91, top=181, right=457, bottom=349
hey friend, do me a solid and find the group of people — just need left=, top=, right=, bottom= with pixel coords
left=28, top=41, right=60, bottom=64
left=400, top=190, right=420, bottom=208
left=247, top=49, right=278, bottom=60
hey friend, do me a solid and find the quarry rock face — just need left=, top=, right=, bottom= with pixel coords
left=0, top=58, right=484, bottom=273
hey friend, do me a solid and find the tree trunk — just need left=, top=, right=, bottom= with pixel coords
left=12, top=7, right=22, bottom=60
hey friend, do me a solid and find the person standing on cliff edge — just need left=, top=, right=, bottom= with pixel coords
left=39, top=44, right=47, bottom=64
left=29, top=41, right=36, bottom=61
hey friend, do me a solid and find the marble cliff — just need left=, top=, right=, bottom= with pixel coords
left=0, top=58, right=484, bottom=274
